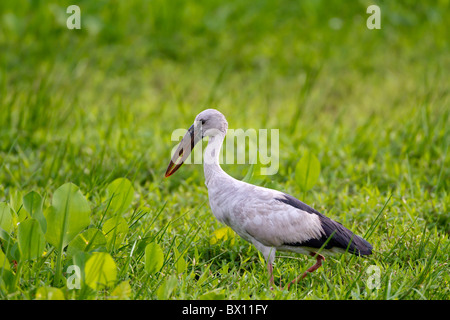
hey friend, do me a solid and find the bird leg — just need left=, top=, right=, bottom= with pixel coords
left=268, top=262, right=275, bottom=289
left=285, top=252, right=325, bottom=290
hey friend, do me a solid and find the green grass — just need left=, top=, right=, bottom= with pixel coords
left=0, top=0, right=449, bottom=300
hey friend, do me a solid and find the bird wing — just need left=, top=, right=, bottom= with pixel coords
left=227, top=183, right=323, bottom=247
left=235, top=184, right=372, bottom=255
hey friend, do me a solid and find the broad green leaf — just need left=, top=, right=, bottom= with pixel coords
left=199, top=289, right=226, bottom=300
left=0, top=269, right=15, bottom=293
left=0, top=202, right=13, bottom=233
left=10, top=242, right=21, bottom=262
left=156, top=274, right=177, bottom=300
left=144, top=242, right=164, bottom=274
left=295, top=151, right=321, bottom=192
left=0, top=249, right=10, bottom=271
left=196, top=264, right=211, bottom=286
left=18, top=218, right=45, bottom=261
left=85, top=252, right=117, bottom=290
left=210, top=226, right=235, bottom=245
left=71, top=251, right=89, bottom=284
left=173, top=246, right=186, bottom=274
left=110, top=280, right=131, bottom=300
left=135, top=236, right=154, bottom=257
left=67, top=228, right=107, bottom=257
left=0, top=227, right=13, bottom=243
left=35, top=286, right=65, bottom=300
left=45, top=183, right=91, bottom=249
left=106, top=178, right=134, bottom=215
left=9, top=189, right=27, bottom=222
left=102, top=216, right=128, bottom=251
left=23, top=191, right=46, bottom=233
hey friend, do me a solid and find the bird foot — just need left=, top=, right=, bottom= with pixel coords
left=267, top=253, right=325, bottom=290
left=282, top=252, right=326, bottom=290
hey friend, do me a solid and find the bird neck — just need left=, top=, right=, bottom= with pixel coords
left=203, top=132, right=227, bottom=187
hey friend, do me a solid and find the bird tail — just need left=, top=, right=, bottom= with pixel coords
left=347, top=233, right=373, bottom=256
left=319, top=215, right=373, bottom=256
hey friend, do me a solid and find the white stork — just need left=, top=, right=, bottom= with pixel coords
left=165, top=109, right=372, bottom=289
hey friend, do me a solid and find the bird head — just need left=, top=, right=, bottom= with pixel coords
left=165, top=109, right=228, bottom=177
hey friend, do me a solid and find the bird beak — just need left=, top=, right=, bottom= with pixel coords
left=165, top=123, right=202, bottom=177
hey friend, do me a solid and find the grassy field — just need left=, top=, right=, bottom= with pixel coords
left=0, top=0, right=449, bottom=300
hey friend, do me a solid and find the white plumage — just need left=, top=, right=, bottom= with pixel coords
left=165, top=109, right=372, bottom=288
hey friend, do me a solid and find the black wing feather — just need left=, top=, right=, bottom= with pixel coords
left=275, top=193, right=373, bottom=256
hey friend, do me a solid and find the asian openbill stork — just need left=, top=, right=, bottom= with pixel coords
left=165, top=109, right=372, bottom=289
